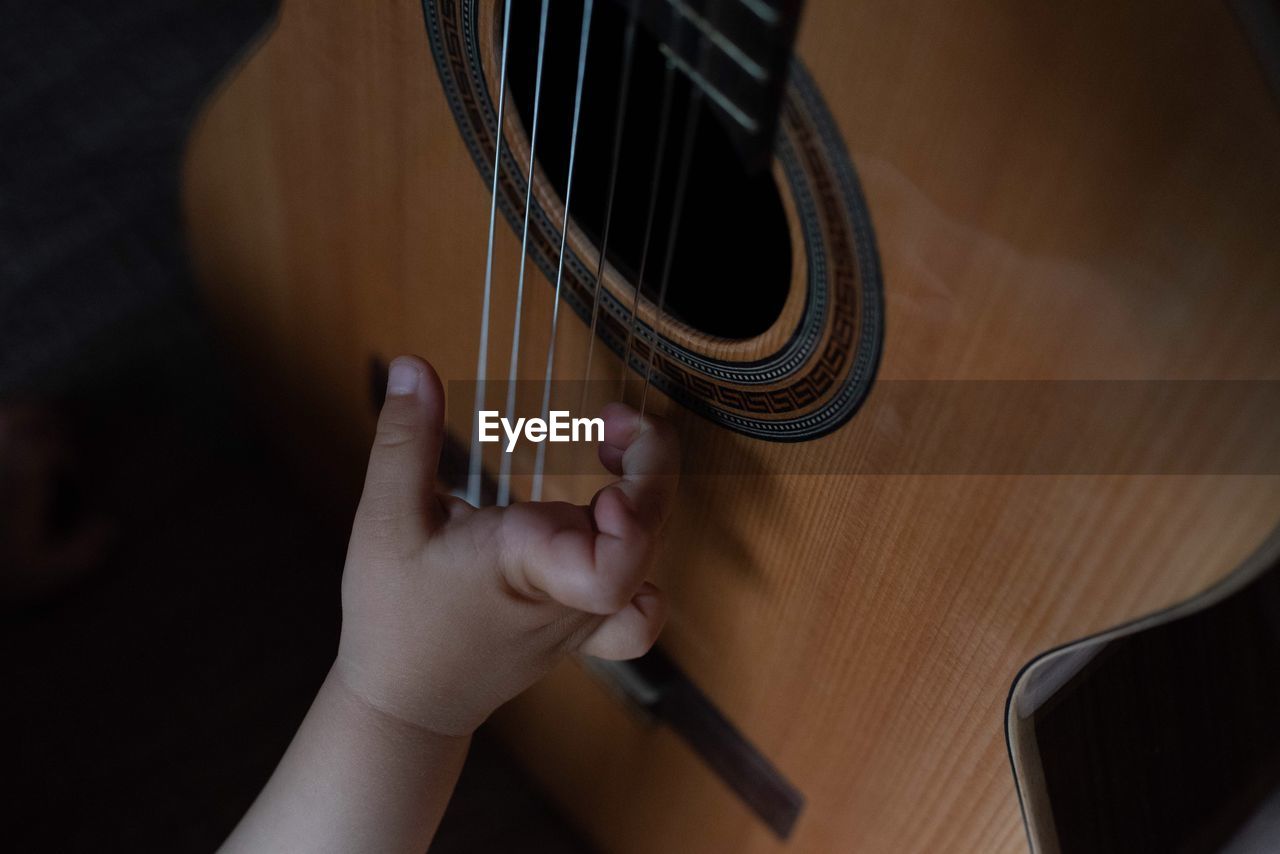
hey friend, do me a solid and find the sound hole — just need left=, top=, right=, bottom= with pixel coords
left=506, top=0, right=793, bottom=342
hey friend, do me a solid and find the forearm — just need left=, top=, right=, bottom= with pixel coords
left=221, top=665, right=470, bottom=854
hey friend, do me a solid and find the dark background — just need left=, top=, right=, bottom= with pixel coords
left=0, top=2, right=582, bottom=850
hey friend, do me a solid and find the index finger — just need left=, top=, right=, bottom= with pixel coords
left=595, top=402, right=680, bottom=532
left=504, top=404, right=679, bottom=616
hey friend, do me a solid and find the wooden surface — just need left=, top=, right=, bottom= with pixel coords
left=183, top=0, right=1280, bottom=850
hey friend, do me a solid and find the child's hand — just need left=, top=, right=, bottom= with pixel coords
left=332, top=356, right=679, bottom=738
left=222, top=355, right=679, bottom=852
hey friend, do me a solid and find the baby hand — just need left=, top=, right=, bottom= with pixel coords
left=332, top=356, right=679, bottom=737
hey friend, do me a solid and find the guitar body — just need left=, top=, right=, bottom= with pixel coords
left=184, top=1, right=1280, bottom=850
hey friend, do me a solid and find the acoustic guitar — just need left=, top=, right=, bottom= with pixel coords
left=183, top=0, right=1280, bottom=850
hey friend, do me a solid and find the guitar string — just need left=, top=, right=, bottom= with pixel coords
left=496, top=0, right=551, bottom=507
left=639, top=85, right=702, bottom=419
left=466, top=0, right=514, bottom=507
left=531, top=0, right=595, bottom=502
left=619, top=61, right=678, bottom=403
left=578, top=0, right=639, bottom=418
left=638, top=0, right=720, bottom=420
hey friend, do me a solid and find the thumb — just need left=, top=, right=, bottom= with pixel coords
left=354, top=356, right=447, bottom=540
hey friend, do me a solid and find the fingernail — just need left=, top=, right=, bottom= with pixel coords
left=387, top=360, right=419, bottom=396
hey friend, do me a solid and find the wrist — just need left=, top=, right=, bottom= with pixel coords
left=325, top=657, right=478, bottom=746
